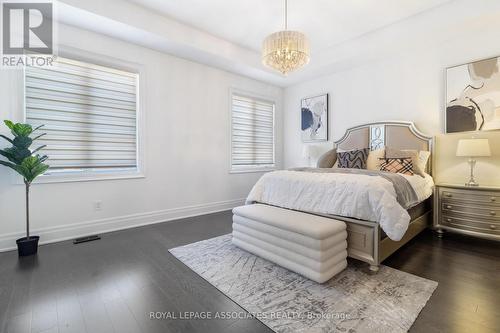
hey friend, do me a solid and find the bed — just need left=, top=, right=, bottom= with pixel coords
left=248, top=121, right=434, bottom=271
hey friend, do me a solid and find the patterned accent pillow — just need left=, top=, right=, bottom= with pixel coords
left=379, top=158, right=414, bottom=175
left=385, top=147, right=428, bottom=177
left=337, top=148, right=369, bottom=169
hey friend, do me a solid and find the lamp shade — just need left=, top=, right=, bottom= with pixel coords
left=262, top=31, right=310, bottom=74
left=456, top=139, right=491, bottom=157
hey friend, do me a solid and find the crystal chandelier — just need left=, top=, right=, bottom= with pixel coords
left=262, top=0, right=310, bottom=75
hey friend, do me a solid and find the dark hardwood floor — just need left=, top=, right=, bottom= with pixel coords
left=0, top=210, right=498, bottom=333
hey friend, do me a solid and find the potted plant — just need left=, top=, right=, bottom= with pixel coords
left=0, top=120, right=49, bottom=256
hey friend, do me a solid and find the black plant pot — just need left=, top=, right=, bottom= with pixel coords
left=16, top=236, right=40, bottom=256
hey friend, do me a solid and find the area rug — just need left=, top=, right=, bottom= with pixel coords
left=169, top=234, right=437, bottom=333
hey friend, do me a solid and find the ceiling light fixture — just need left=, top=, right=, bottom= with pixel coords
left=262, top=0, right=310, bottom=75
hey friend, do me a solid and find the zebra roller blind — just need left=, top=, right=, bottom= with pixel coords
left=25, top=57, right=138, bottom=170
left=231, top=93, right=275, bottom=169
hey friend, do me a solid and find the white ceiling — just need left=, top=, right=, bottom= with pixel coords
left=127, top=0, right=452, bottom=53
left=59, top=0, right=479, bottom=87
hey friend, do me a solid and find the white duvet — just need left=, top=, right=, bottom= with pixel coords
left=246, top=170, right=434, bottom=241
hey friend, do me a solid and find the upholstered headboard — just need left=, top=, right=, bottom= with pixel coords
left=335, top=121, right=432, bottom=152
left=327, top=121, right=433, bottom=174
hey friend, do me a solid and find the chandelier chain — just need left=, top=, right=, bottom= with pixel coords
left=284, top=0, right=288, bottom=30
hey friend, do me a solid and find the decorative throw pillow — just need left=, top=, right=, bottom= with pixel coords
left=366, top=148, right=385, bottom=171
left=337, top=148, right=369, bottom=169
left=317, top=148, right=337, bottom=168
left=385, top=147, right=428, bottom=177
left=379, top=158, right=414, bottom=175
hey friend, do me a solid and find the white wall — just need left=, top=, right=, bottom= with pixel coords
left=284, top=0, right=500, bottom=169
left=0, top=24, right=283, bottom=251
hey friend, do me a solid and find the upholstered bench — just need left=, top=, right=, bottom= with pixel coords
left=232, top=204, right=348, bottom=283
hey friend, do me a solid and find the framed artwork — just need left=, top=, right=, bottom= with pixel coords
left=301, top=93, right=328, bottom=142
left=446, top=56, right=500, bottom=133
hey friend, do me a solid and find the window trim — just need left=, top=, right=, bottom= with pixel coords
left=229, top=88, right=276, bottom=174
left=17, top=46, right=146, bottom=184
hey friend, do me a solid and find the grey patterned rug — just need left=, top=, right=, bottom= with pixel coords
left=169, top=234, right=437, bottom=333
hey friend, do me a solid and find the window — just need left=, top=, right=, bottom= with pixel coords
left=24, top=56, right=140, bottom=180
left=230, top=92, right=275, bottom=172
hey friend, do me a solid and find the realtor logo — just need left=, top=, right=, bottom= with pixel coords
left=2, top=1, right=53, bottom=54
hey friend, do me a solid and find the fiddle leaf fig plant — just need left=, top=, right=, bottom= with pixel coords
left=0, top=120, right=49, bottom=239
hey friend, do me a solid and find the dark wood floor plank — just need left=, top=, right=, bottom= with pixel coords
left=0, top=210, right=498, bottom=333
left=104, top=297, right=143, bottom=333
left=384, top=230, right=500, bottom=333
left=5, top=312, right=31, bottom=333
left=30, top=290, right=57, bottom=333
left=55, top=286, right=86, bottom=333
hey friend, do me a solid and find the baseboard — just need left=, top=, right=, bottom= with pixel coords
left=0, top=198, right=245, bottom=253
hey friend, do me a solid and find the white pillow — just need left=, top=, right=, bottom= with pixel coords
left=366, top=148, right=385, bottom=171
left=418, top=150, right=431, bottom=173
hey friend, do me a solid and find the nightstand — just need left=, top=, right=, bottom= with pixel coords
left=434, top=184, right=500, bottom=241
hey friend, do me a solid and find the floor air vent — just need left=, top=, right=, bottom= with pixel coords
left=73, top=235, right=101, bottom=244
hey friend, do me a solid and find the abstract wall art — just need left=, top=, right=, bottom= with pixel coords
left=446, top=56, right=500, bottom=133
left=301, top=93, right=328, bottom=142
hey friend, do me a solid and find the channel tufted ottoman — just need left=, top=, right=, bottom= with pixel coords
left=232, top=204, right=348, bottom=283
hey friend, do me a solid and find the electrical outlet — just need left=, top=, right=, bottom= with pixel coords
left=94, top=201, right=102, bottom=211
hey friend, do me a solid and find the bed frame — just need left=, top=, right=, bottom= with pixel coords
left=315, top=121, right=434, bottom=272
